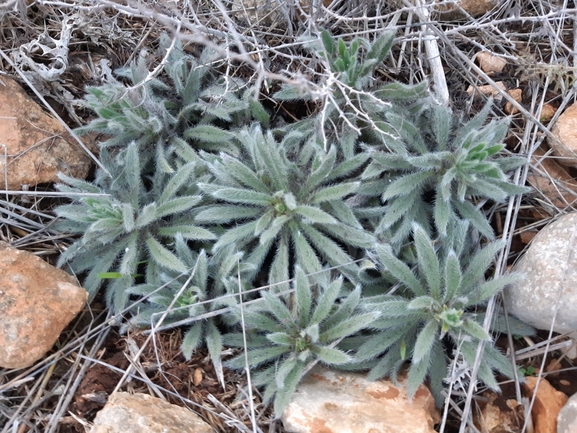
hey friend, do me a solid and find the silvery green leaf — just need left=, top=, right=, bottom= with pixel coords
left=294, top=206, right=337, bottom=224
left=119, top=233, right=138, bottom=275
left=320, top=312, right=378, bottom=342
left=327, top=152, right=369, bottom=181
left=322, top=286, right=361, bottom=330
left=320, top=224, right=375, bottom=249
left=310, top=182, right=359, bottom=204
left=184, top=124, right=233, bottom=143
left=159, top=162, right=195, bottom=203
left=312, top=346, right=352, bottom=365
left=412, top=320, right=439, bottom=363
left=407, top=296, right=438, bottom=311
left=413, top=225, right=441, bottom=298
left=155, top=196, right=201, bottom=218
left=212, top=187, right=272, bottom=206
left=254, top=210, right=274, bottom=236
left=461, top=239, right=505, bottom=293
left=378, top=194, right=417, bottom=230
left=461, top=319, right=491, bottom=341
left=146, top=236, right=187, bottom=272
left=443, top=251, right=462, bottom=302
left=181, top=323, right=203, bottom=360
left=406, top=348, right=432, bottom=399
left=373, top=80, right=429, bottom=102
left=276, top=356, right=298, bottom=389
left=267, top=332, right=292, bottom=346
left=122, top=203, right=135, bottom=232
left=261, top=291, right=294, bottom=326
left=465, top=273, right=520, bottom=306
left=222, top=155, right=269, bottom=192
left=195, top=205, right=262, bottom=224
left=311, top=278, right=342, bottom=324
left=135, top=202, right=158, bottom=228
left=451, top=199, right=494, bottom=239
left=382, top=171, right=433, bottom=201
left=299, top=224, right=356, bottom=277
left=375, top=244, right=425, bottom=297
left=300, top=146, right=337, bottom=195
left=269, top=235, right=290, bottom=291
left=260, top=216, right=289, bottom=245
left=290, top=223, right=322, bottom=275
left=434, top=193, right=451, bottom=236
left=273, top=362, right=305, bottom=416
left=227, top=346, right=289, bottom=369
left=157, top=225, right=216, bottom=240
left=295, top=266, right=312, bottom=328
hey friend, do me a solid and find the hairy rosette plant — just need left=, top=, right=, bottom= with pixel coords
left=78, top=33, right=268, bottom=163
left=274, top=30, right=429, bottom=159
left=361, top=101, right=529, bottom=245
left=195, top=124, right=374, bottom=288
left=355, top=224, right=522, bottom=403
left=126, top=238, right=246, bottom=386
left=224, top=266, right=378, bottom=415
left=55, top=144, right=216, bottom=311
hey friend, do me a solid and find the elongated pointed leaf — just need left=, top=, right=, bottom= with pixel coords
left=465, top=273, right=520, bottom=306
left=451, top=199, right=494, bottom=239
left=443, top=251, right=462, bottom=303
left=135, top=202, right=158, bottom=228
left=413, top=225, right=441, bottom=298
left=266, top=332, right=292, bottom=346
left=320, top=312, right=377, bottom=342
left=181, top=322, right=204, bottom=360
left=310, top=278, right=342, bottom=325
left=461, top=319, right=491, bottom=341
left=157, top=225, right=216, bottom=240
left=406, top=348, right=432, bottom=399
left=290, top=222, right=322, bottom=275
left=185, top=124, right=233, bottom=142
left=461, top=240, right=505, bottom=293
left=155, top=196, right=201, bottom=218
left=383, top=171, right=433, bottom=201
left=376, top=244, right=425, bottom=297
left=211, top=187, right=272, bottom=206
left=413, top=320, right=439, bottom=363
left=310, top=182, right=359, bottom=204
left=295, top=266, right=312, bottom=328
left=146, top=236, right=187, bottom=272
left=159, top=162, right=195, bottom=203
left=312, top=345, right=352, bottom=365
left=122, top=203, right=135, bottom=232
left=222, top=154, right=270, bottom=192
left=195, top=205, right=262, bottom=223
left=261, top=291, right=294, bottom=327
left=227, top=345, right=289, bottom=369
left=273, top=361, right=305, bottom=416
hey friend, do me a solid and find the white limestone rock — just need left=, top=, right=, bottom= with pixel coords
left=504, top=213, right=577, bottom=334
left=90, top=392, right=214, bottom=433
left=558, top=392, right=577, bottom=433
left=281, top=366, right=439, bottom=433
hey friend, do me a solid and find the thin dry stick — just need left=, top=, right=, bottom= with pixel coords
left=407, top=0, right=449, bottom=104
left=237, top=262, right=258, bottom=433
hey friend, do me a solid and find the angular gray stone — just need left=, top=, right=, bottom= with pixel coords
left=559, top=391, right=577, bottom=433
left=504, top=213, right=577, bottom=334
left=281, top=366, right=439, bottom=433
left=90, top=392, right=214, bottom=433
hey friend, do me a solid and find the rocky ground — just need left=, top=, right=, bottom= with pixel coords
left=2, top=0, right=577, bottom=432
